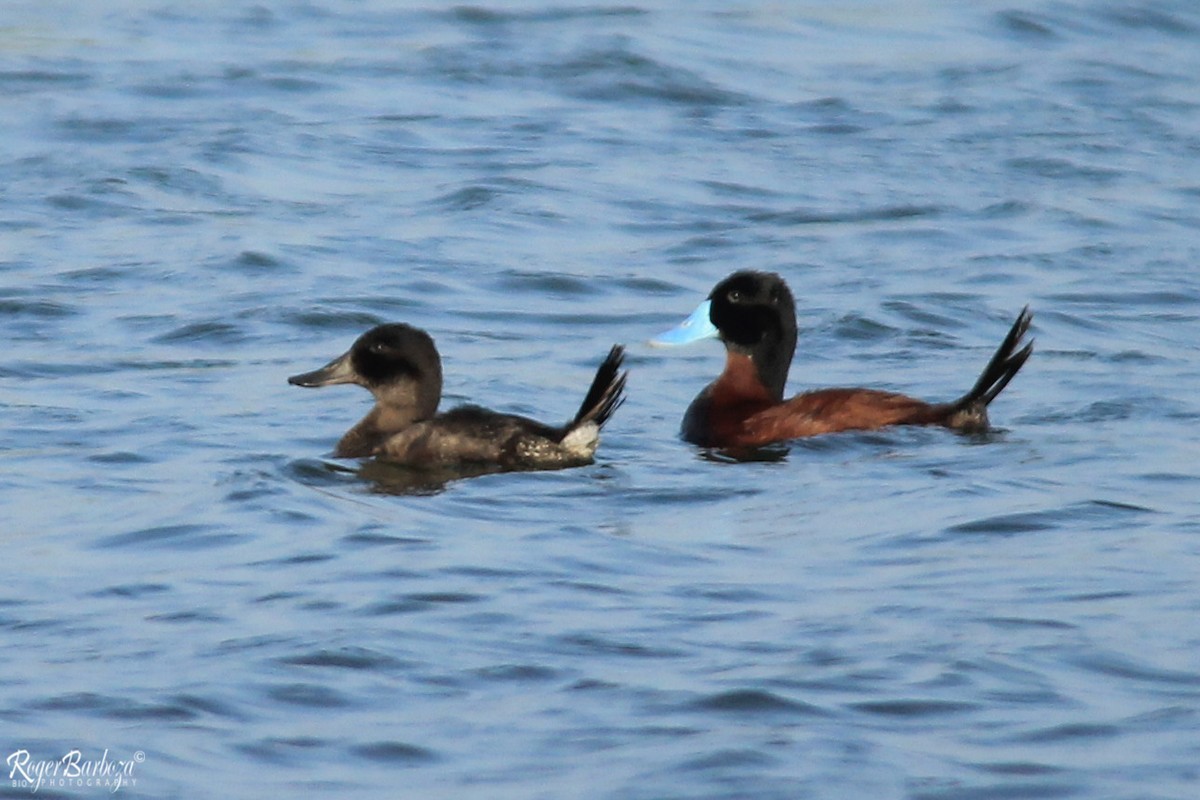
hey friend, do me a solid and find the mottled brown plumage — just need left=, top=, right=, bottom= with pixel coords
left=290, top=323, right=626, bottom=470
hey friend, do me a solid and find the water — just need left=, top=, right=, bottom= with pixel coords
left=3, top=1, right=1199, bottom=797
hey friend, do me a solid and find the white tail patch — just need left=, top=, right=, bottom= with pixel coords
left=560, top=422, right=600, bottom=457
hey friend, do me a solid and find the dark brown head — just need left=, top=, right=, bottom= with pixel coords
left=289, top=323, right=442, bottom=422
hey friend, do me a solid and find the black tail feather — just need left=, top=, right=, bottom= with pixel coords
left=956, top=306, right=1034, bottom=411
left=572, top=344, right=627, bottom=429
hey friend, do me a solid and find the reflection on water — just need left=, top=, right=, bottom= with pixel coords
left=357, top=459, right=508, bottom=496
left=699, top=445, right=792, bottom=464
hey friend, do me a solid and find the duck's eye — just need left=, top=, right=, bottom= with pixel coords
left=727, top=289, right=743, bottom=303
left=369, top=342, right=391, bottom=355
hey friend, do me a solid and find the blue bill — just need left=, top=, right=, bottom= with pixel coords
left=648, top=300, right=718, bottom=346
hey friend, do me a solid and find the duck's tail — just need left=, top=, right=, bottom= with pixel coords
left=571, top=345, right=628, bottom=430
left=555, top=344, right=627, bottom=459
left=946, top=307, right=1033, bottom=430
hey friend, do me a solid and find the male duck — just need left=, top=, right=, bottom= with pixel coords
left=651, top=271, right=1032, bottom=448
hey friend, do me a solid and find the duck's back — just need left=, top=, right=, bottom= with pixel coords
left=376, top=405, right=597, bottom=469
left=683, top=385, right=950, bottom=448
left=745, top=388, right=948, bottom=442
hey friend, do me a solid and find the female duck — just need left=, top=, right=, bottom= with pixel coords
left=290, top=323, right=626, bottom=470
left=651, top=271, right=1032, bottom=448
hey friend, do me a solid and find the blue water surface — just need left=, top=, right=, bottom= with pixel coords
left=2, top=1, right=1199, bottom=798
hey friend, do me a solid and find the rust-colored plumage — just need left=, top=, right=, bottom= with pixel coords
left=658, top=271, right=1033, bottom=450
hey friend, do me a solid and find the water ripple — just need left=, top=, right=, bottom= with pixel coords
left=360, top=592, right=483, bottom=617
left=556, top=633, right=685, bottom=659
left=265, top=683, right=351, bottom=708
left=93, top=524, right=244, bottom=551
left=236, top=737, right=328, bottom=765
left=852, top=699, right=979, bottom=718
left=33, top=692, right=199, bottom=722
left=689, top=689, right=826, bottom=716
left=748, top=204, right=943, bottom=226
left=153, top=321, right=248, bottom=345
left=350, top=741, right=438, bottom=764
left=949, top=500, right=1155, bottom=536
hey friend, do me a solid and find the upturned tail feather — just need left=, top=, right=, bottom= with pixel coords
left=954, top=306, right=1034, bottom=412
left=570, top=345, right=627, bottom=431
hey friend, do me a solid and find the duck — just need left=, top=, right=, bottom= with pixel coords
left=650, top=270, right=1032, bottom=448
left=289, top=323, right=627, bottom=470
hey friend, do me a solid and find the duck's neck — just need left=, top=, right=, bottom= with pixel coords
left=713, top=352, right=780, bottom=406
left=335, top=403, right=431, bottom=458
left=682, top=353, right=777, bottom=446
left=751, top=327, right=794, bottom=402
